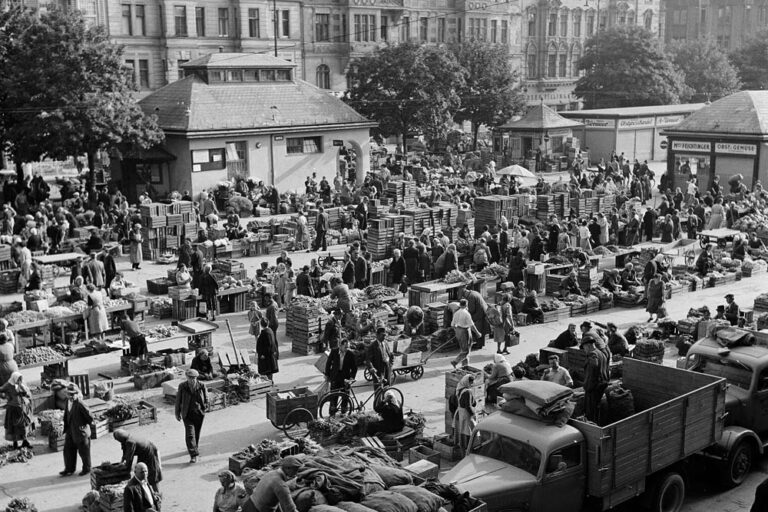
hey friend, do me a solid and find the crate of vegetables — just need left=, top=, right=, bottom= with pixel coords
left=136, top=400, right=158, bottom=425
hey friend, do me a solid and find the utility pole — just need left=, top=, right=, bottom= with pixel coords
left=273, top=0, right=278, bottom=57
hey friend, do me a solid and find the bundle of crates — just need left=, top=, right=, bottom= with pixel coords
left=368, top=217, right=396, bottom=260
left=385, top=180, right=418, bottom=208
left=425, top=302, right=446, bottom=332
left=0, top=269, right=20, bottom=294
left=536, top=195, right=555, bottom=221
left=286, top=303, right=329, bottom=355
left=213, top=259, right=247, bottom=281
left=594, top=194, right=615, bottom=214
left=473, top=195, right=520, bottom=237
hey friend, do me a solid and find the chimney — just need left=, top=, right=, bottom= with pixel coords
left=218, top=46, right=224, bottom=53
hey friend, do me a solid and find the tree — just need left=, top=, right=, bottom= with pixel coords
left=730, top=31, right=768, bottom=90
left=668, top=39, right=741, bottom=102
left=345, top=42, right=465, bottom=148
left=451, top=40, right=525, bottom=150
left=0, top=7, right=163, bottom=181
left=574, top=26, right=689, bottom=109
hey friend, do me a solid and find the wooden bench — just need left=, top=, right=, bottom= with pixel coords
left=378, top=427, right=417, bottom=448
left=360, top=437, right=385, bottom=450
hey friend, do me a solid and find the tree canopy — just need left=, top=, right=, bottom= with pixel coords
left=667, top=38, right=741, bottom=102
left=345, top=42, right=465, bottom=148
left=730, top=31, right=768, bottom=91
left=451, top=40, right=525, bottom=150
left=0, top=6, right=163, bottom=179
left=575, top=26, right=689, bottom=109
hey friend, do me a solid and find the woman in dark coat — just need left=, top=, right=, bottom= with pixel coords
left=198, top=264, right=220, bottom=321
left=256, top=319, right=279, bottom=381
left=507, top=250, right=525, bottom=284
left=643, top=209, right=657, bottom=242
left=660, top=214, right=674, bottom=243
left=101, top=252, right=117, bottom=289
left=645, top=273, right=666, bottom=322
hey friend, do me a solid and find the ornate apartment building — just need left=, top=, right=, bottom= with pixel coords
left=664, top=0, right=766, bottom=50
left=23, top=0, right=662, bottom=108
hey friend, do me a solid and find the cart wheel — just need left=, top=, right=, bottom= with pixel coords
left=282, top=407, right=315, bottom=440
left=363, top=368, right=374, bottom=382
left=718, top=239, right=728, bottom=249
left=685, top=250, right=696, bottom=268
left=700, top=236, right=710, bottom=248
left=411, top=366, right=424, bottom=380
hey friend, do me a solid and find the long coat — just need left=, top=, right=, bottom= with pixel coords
left=121, top=434, right=163, bottom=487
left=129, top=230, right=143, bottom=265
left=465, top=291, right=489, bottom=335
left=87, top=292, right=109, bottom=335
left=256, top=327, right=279, bottom=376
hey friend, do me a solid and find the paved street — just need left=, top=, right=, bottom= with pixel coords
left=1, top=244, right=766, bottom=511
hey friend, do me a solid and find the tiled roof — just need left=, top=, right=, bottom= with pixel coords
left=561, top=103, right=705, bottom=119
left=499, top=104, right=583, bottom=130
left=665, top=91, right=768, bottom=136
left=139, top=76, right=372, bottom=132
left=182, top=53, right=295, bottom=69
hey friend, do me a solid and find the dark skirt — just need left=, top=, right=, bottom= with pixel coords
left=4, top=403, right=32, bottom=442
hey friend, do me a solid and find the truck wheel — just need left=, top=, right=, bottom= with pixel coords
left=649, top=472, right=685, bottom=512
left=721, top=441, right=753, bottom=488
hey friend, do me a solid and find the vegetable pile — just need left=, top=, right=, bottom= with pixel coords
left=104, top=399, right=137, bottom=422
left=442, top=270, right=472, bottom=284
left=14, top=346, right=66, bottom=366
left=4, top=310, right=47, bottom=326
left=364, top=285, right=400, bottom=300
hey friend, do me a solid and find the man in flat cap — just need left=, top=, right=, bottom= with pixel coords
left=174, top=369, right=208, bottom=463
left=243, top=456, right=302, bottom=512
left=724, top=294, right=740, bottom=326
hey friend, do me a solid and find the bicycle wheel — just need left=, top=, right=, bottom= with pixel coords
left=282, top=407, right=315, bottom=440
left=318, top=391, right=355, bottom=418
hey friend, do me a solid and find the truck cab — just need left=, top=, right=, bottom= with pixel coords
left=686, top=334, right=768, bottom=484
left=443, top=412, right=586, bottom=512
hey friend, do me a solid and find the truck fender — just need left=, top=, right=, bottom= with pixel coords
left=705, top=427, right=763, bottom=460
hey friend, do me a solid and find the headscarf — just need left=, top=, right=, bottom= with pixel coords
left=493, top=353, right=507, bottom=365
left=383, top=389, right=401, bottom=407
left=456, top=374, right=475, bottom=396
left=218, top=470, right=236, bottom=488
left=654, top=254, right=665, bottom=263
left=7, top=371, right=22, bottom=387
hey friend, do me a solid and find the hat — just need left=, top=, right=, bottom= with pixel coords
left=376, top=326, right=386, bottom=334
left=281, top=456, right=303, bottom=470
left=186, top=369, right=199, bottom=378
left=725, top=294, right=734, bottom=300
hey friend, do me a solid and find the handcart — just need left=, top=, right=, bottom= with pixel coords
left=363, top=336, right=456, bottom=384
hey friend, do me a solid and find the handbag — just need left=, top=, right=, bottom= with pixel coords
left=198, top=302, right=207, bottom=314
left=505, top=332, right=520, bottom=347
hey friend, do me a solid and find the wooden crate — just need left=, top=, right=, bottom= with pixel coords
left=136, top=400, right=158, bottom=425
left=90, top=418, right=110, bottom=439
left=403, top=459, right=439, bottom=480
left=109, top=416, right=139, bottom=432
left=433, top=434, right=463, bottom=461
left=146, top=278, right=170, bottom=295
left=409, top=445, right=441, bottom=467
left=266, top=387, right=318, bottom=427
left=238, top=380, right=274, bottom=401
left=48, top=432, right=65, bottom=452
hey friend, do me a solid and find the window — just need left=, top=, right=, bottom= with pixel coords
left=548, top=13, right=557, bottom=36
left=174, top=5, right=186, bottom=36
left=437, top=18, right=445, bottom=42
left=316, top=13, right=330, bottom=41
left=369, top=15, right=376, bottom=41
left=457, top=18, right=462, bottom=42
left=571, top=52, right=580, bottom=77
left=209, top=70, right=223, bottom=82
left=354, top=14, right=362, bottom=41
left=618, top=11, right=626, bottom=24
left=381, top=16, right=389, bottom=41
left=573, top=13, right=581, bottom=36
left=341, top=14, right=348, bottom=42
left=276, top=69, right=291, bottom=81
left=260, top=69, right=276, bottom=81
left=244, top=69, right=259, bottom=81
left=121, top=4, right=132, bottom=35
left=468, top=18, right=475, bottom=39
left=599, top=11, right=607, bottom=29
left=490, top=19, right=497, bottom=42
left=138, top=59, right=149, bottom=88
left=191, top=149, right=226, bottom=172
left=177, top=59, right=188, bottom=80
left=481, top=18, right=488, bottom=40
left=558, top=53, right=566, bottom=77
left=281, top=10, right=290, bottom=37
left=586, top=12, right=595, bottom=34
left=135, top=5, right=145, bottom=35
left=287, top=137, right=322, bottom=154
left=627, top=10, right=635, bottom=25
left=716, top=34, right=730, bottom=48
left=125, top=59, right=136, bottom=85
left=560, top=12, right=568, bottom=36
left=316, top=64, right=330, bottom=89
left=470, top=431, right=542, bottom=477
left=701, top=8, right=707, bottom=25
left=195, top=7, right=204, bottom=36
left=528, top=12, right=536, bottom=36
left=401, top=16, right=410, bottom=40
left=527, top=53, right=536, bottom=78
left=548, top=51, right=557, bottom=77
left=226, top=70, right=242, bottom=81
left=546, top=445, right=581, bottom=474
left=218, top=8, right=229, bottom=36
left=501, top=20, right=508, bottom=43
left=248, top=8, right=260, bottom=37
left=644, top=11, right=653, bottom=30
left=420, top=17, right=428, bottom=41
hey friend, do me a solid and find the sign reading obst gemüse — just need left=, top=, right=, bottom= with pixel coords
left=714, top=142, right=757, bottom=155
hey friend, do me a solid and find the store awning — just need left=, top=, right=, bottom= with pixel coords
left=122, top=146, right=177, bottom=163
left=498, top=103, right=583, bottom=132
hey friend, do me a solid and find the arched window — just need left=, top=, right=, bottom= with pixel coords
left=571, top=45, right=581, bottom=77
left=547, top=44, right=557, bottom=77
left=526, top=44, right=537, bottom=78
left=627, top=10, right=635, bottom=25
left=527, top=7, right=537, bottom=36
left=560, top=9, right=569, bottom=36
left=572, top=8, right=582, bottom=36
left=316, top=64, right=330, bottom=89
left=644, top=11, right=653, bottom=30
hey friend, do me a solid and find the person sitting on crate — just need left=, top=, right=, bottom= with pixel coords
left=190, top=349, right=220, bottom=381
left=606, top=323, right=630, bottom=358
left=695, top=244, right=715, bottom=277
left=542, top=354, right=573, bottom=387
left=522, top=290, right=545, bottom=325
left=559, top=270, right=583, bottom=298
left=113, top=429, right=163, bottom=490
left=549, top=323, right=579, bottom=350
left=366, top=389, right=405, bottom=436
left=484, top=353, right=512, bottom=405
left=619, top=263, right=641, bottom=291
left=324, top=338, right=357, bottom=416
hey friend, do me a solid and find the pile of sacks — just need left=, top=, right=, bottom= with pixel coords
left=498, top=381, right=575, bottom=427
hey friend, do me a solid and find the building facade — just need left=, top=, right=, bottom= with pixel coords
left=664, top=0, right=768, bottom=50
left=521, top=0, right=664, bottom=110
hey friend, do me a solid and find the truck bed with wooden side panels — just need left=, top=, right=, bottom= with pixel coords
left=571, top=359, right=726, bottom=510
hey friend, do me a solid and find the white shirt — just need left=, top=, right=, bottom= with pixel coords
left=542, top=366, right=573, bottom=387
left=451, top=308, right=475, bottom=329
left=140, top=479, right=155, bottom=508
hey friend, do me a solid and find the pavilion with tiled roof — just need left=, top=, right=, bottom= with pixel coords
left=113, top=53, right=375, bottom=201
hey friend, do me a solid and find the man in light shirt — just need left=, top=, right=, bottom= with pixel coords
left=451, top=299, right=480, bottom=370
left=541, top=355, right=573, bottom=387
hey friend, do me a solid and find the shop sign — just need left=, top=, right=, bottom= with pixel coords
left=548, top=128, right=571, bottom=136
left=714, top=142, right=757, bottom=155
left=618, top=117, right=655, bottom=129
left=671, top=141, right=710, bottom=152
left=583, top=118, right=615, bottom=128
left=656, top=115, right=684, bottom=127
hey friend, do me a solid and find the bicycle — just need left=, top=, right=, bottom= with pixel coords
left=317, top=374, right=404, bottom=419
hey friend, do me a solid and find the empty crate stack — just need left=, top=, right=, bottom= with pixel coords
left=385, top=180, right=418, bottom=208
left=368, top=217, right=395, bottom=260
left=286, top=302, right=329, bottom=355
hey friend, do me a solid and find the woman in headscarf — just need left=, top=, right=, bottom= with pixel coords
left=256, top=318, right=279, bottom=381
left=129, top=223, right=143, bottom=270
left=0, top=372, right=32, bottom=449
left=0, top=320, right=14, bottom=351
left=645, top=273, right=666, bottom=323
left=213, top=470, right=248, bottom=512
left=70, top=275, right=88, bottom=303
left=367, top=389, right=404, bottom=435
left=86, top=287, right=109, bottom=340
left=484, top=354, right=512, bottom=405
left=452, top=375, right=477, bottom=451
left=247, top=301, right=262, bottom=343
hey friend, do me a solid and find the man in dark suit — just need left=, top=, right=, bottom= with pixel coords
left=59, top=383, right=94, bottom=476
left=324, top=338, right=358, bottom=415
left=355, top=196, right=369, bottom=232
left=123, top=462, right=160, bottom=512
left=314, top=206, right=329, bottom=251
left=352, top=249, right=368, bottom=289
left=174, top=369, right=208, bottom=463
left=366, top=327, right=393, bottom=391
left=190, top=244, right=205, bottom=289
left=296, top=266, right=314, bottom=297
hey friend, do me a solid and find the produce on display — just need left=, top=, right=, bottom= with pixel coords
left=475, top=263, right=508, bottom=280
left=104, top=399, right=138, bottom=422
left=103, top=298, right=129, bottom=308
left=540, top=299, right=567, bottom=312
left=14, top=346, right=66, bottom=366
left=442, top=270, right=472, bottom=284
left=4, top=310, right=47, bottom=326
left=0, top=446, right=34, bottom=468
left=4, top=497, right=38, bottom=512
left=24, top=289, right=53, bottom=302
left=69, top=300, right=88, bottom=313
left=44, top=306, right=77, bottom=318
